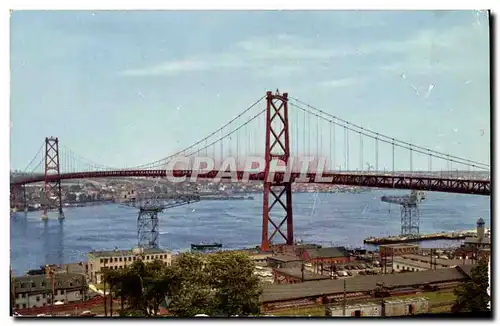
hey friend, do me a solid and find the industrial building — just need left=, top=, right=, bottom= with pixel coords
left=260, top=265, right=474, bottom=312
left=87, top=247, right=172, bottom=284
left=13, top=273, right=87, bottom=310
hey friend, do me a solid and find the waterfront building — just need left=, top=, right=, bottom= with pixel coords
left=13, top=273, right=87, bottom=310
left=87, top=247, right=172, bottom=284
left=463, top=217, right=491, bottom=251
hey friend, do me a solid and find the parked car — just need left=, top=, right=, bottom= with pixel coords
left=346, top=271, right=352, bottom=276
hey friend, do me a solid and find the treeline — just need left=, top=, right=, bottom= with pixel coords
left=103, top=251, right=262, bottom=317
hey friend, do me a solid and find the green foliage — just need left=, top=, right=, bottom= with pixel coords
left=101, top=251, right=262, bottom=317
left=452, top=258, right=490, bottom=313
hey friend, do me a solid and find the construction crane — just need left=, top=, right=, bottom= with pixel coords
left=381, top=190, right=425, bottom=237
left=118, top=178, right=200, bottom=249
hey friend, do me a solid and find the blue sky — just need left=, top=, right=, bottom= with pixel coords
left=10, top=10, right=490, bottom=171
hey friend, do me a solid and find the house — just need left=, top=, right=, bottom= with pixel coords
left=13, top=273, right=87, bottom=310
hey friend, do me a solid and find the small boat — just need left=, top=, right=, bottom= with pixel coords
left=191, top=242, right=223, bottom=251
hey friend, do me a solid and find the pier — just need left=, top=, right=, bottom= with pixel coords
left=363, top=230, right=477, bottom=245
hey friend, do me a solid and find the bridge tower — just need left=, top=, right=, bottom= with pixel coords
left=261, top=90, right=293, bottom=251
left=43, top=137, right=64, bottom=220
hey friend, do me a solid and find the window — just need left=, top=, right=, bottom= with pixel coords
left=114, top=258, right=118, bottom=262
left=20, top=283, right=25, bottom=288
left=31, top=282, right=36, bottom=287
left=128, top=257, right=132, bottom=261
left=397, top=265, right=399, bottom=269
left=18, top=293, right=23, bottom=299
left=354, top=310, right=361, bottom=317
left=36, top=296, right=40, bottom=302
left=119, top=257, right=122, bottom=262
left=100, top=259, right=104, bottom=263
left=22, top=304, right=26, bottom=309
left=69, top=282, right=73, bottom=287
left=133, top=257, right=136, bottom=261
left=146, top=256, right=150, bottom=260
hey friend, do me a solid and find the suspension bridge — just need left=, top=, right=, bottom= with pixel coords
left=10, top=91, right=491, bottom=251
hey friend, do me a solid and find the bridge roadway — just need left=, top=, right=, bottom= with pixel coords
left=10, top=170, right=490, bottom=196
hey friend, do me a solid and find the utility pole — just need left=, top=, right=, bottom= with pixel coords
left=301, top=262, right=305, bottom=283
left=342, top=279, right=347, bottom=316
left=103, top=260, right=107, bottom=317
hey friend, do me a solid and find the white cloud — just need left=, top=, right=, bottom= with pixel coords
left=120, top=21, right=488, bottom=82
left=122, top=59, right=210, bottom=76
left=318, top=77, right=363, bottom=89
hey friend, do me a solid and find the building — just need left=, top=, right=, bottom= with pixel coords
left=267, top=255, right=304, bottom=269
left=392, top=254, right=474, bottom=273
left=301, top=247, right=351, bottom=273
left=260, top=265, right=474, bottom=312
left=463, top=218, right=491, bottom=252
left=379, top=244, right=419, bottom=257
left=87, top=247, right=172, bottom=284
left=327, top=302, right=382, bottom=317
left=384, top=297, right=429, bottom=316
left=273, top=267, right=330, bottom=284
left=13, top=273, right=87, bottom=310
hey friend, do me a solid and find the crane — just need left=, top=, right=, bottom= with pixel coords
left=381, top=190, right=425, bottom=237
left=117, top=178, right=200, bottom=249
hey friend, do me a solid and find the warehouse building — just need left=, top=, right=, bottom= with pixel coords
left=260, top=265, right=474, bottom=312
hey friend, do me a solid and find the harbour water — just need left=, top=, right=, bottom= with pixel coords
left=10, top=190, right=490, bottom=275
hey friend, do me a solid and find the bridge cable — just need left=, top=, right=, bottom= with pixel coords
left=289, top=102, right=488, bottom=172
left=23, top=142, right=45, bottom=173
left=289, top=96, right=489, bottom=169
left=129, top=95, right=265, bottom=170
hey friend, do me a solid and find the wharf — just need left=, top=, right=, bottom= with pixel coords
left=363, top=231, right=476, bottom=245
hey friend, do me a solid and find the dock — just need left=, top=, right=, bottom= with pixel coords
left=363, top=230, right=476, bottom=245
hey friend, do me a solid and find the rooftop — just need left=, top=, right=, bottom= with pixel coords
left=401, top=254, right=475, bottom=267
left=274, top=268, right=330, bottom=281
left=379, top=243, right=419, bottom=249
left=304, top=247, right=350, bottom=259
left=464, top=237, right=491, bottom=245
left=268, top=255, right=303, bottom=262
left=14, top=273, right=87, bottom=293
left=261, top=266, right=473, bottom=303
left=89, top=248, right=168, bottom=258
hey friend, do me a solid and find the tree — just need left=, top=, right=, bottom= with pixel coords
left=205, top=251, right=262, bottom=316
left=452, top=258, right=490, bottom=313
left=167, top=253, right=214, bottom=317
